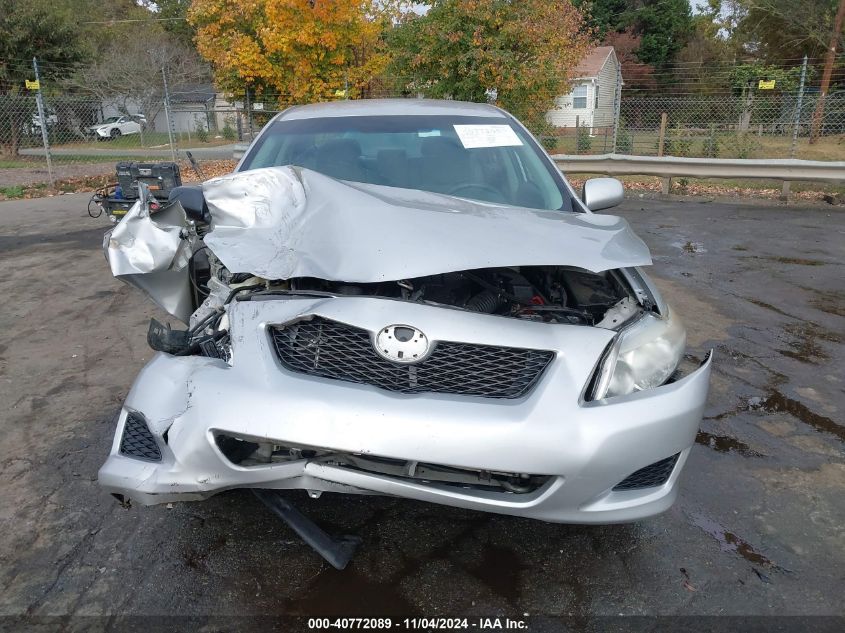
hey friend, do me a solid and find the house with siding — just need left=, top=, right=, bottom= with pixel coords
left=546, top=46, right=620, bottom=133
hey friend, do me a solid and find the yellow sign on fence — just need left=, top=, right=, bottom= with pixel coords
left=25, top=79, right=40, bottom=90
left=758, top=80, right=776, bottom=90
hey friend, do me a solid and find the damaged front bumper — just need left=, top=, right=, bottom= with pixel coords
left=99, top=296, right=711, bottom=524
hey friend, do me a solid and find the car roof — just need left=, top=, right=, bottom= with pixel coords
left=277, top=99, right=508, bottom=120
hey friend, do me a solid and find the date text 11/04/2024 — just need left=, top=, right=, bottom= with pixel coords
left=307, top=618, right=529, bottom=630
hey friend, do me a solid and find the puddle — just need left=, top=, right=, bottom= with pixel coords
left=746, top=298, right=794, bottom=319
left=696, top=431, right=763, bottom=457
left=0, top=227, right=106, bottom=254
left=811, top=297, right=845, bottom=318
left=467, top=543, right=524, bottom=602
left=280, top=514, right=523, bottom=614
left=704, top=388, right=842, bottom=442
left=742, top=255, right=826, bottom=266
left=752, top=391, right=844, bottom=442
left=777, top=322, right=842, bottom=364
left=687, top=510, right=784, bottom=571
left=284, top=568, right=413, bottom=615
left=182, top=535, right=227, bottom=570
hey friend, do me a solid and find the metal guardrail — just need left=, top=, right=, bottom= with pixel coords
left=552, top=154, right=845, bottom=184
left=232, top=143, right=249, bottom=160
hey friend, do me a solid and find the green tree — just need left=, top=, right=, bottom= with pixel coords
left=575, top=0, right=692, bottom=67
left=634, top=0, right=692, bottom=67
left=139, top=0, right=197, bottom=44
left=386, top=0, right=592, bottom=131
left=0, top=0, right=89, bottom=156
left=0, top=0, right=88, bottom=92
left=735, top=0, right=840, bottom=60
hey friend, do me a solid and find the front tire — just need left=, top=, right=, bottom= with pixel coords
left=110, top=128, right=121, bottom=139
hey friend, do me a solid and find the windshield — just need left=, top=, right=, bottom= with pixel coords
left=240, top=114, right=572, bottom=211
left=103, top=117, right=120, bottom=123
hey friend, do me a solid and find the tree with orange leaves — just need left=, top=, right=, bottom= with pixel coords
left=386, top=0, right=593, bottom=130
left=188, top=0, right=396, bottom=105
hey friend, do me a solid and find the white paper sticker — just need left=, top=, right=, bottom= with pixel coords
left=453, top=124, right=523, bottom=149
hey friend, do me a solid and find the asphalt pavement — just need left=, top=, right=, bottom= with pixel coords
left=0, top=193, right=842, bottom=628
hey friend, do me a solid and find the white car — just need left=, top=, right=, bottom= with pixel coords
left=30, top=110, right=58, bottom=135
left=88, top=115, right=146, bottom=139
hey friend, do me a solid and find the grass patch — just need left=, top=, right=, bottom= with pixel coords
left=544, top=130, right=845, bottom=161
left=51, top=131, right=234, bottom=151
left=0, top=185, right=25, bottom=198
left=566, top=172, right=845, bottom=202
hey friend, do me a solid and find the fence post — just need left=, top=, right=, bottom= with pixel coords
left=708, top=124, right=716, bottom=157
left=31, top=57, right=54, bottom=188
left=574, top=115, right=580, bottom=154
left=161, top=67, right=177, bottom=162
left=790, top=55, right=808, bottom=159
left=611, top=63, right=622, bottom=153
left=245, top=86, right=255, bottom=139
left=657, top=112, right=668, bottom=157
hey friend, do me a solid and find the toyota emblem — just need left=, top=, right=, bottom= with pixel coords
left=374, top=325, right=430, bottom=364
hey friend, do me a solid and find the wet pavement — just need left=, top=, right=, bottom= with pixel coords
left=0, top=193, right=842, bottom=623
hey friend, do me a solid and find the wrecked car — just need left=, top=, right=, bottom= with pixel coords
left=100, top=99, right=711, bottom=528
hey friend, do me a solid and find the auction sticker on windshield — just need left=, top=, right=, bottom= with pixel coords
left=453, top=124, right=523, bottom=148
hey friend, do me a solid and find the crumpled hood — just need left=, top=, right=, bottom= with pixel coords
left=202, top=166, right=651, bottom=281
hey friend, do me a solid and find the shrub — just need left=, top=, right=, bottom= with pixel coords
left=722, top=133, right=761, bottom=159
left=615, top=128, right=633, bottom=154
left=703, top=128, right=721, bottom=158
left=539, top=135, right=559, bottom=152
left=576, top=125, right=592, bottom=153
left=663, top=124, right=693, bottom=157
left=194, top=117, right=209, bottom=143
left=221, top=116, right=237, bottom=141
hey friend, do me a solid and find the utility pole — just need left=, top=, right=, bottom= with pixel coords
left=32, top=57, right=54, bottom=187
left=161, top=67, right=177, bottom=162
left=809, top=0, right=845, bottom=143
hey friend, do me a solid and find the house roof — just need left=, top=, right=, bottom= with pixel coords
left=573, top=46, right=615, bottom=78
left=169, top=83, right=216, bottom=104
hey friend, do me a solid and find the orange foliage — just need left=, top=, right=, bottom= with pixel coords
left=387, top=0, right=593, bottom=130
left=188, top=0, right=395, bottom=105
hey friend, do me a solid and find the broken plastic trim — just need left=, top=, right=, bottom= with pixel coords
left=215, top=433, right=551, bottom=494
left=252, top=489, right=361, bottom=570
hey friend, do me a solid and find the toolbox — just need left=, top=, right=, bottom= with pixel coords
left=115, top=161, right=182, bottom=200
left=89, top=161, right=183, bottom=221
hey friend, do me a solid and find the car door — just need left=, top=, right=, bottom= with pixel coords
left=119, top=117, right=140, bottom=135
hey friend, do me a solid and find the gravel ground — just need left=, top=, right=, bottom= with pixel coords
left=0, top=193, right=842, bottom=630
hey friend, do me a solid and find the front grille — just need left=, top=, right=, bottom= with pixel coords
left=270, top=317, right=554, bottom=399
left=119, top=412, right=162, bottom=461
left=613, top=453, right=679, bottom=491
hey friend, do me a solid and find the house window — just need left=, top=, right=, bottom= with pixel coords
left=595, top=89, right=599, bottom=109
left=572, top=84, right=588, bottom=109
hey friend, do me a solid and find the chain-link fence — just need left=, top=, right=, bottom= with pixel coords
left=4, top=65, right=845, bottom=196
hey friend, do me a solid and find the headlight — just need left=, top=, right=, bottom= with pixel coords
left=592, top=308, right=686, bottom=400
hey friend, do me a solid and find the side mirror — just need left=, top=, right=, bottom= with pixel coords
left=169, top=185, right=209, bottom=222
left=582, top=177, right=624, bottom=212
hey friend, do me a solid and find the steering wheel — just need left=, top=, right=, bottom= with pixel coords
left=447, top=182, right=506, bottom=202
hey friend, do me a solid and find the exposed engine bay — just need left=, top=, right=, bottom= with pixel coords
left=158, top=245, right=643, bottom=359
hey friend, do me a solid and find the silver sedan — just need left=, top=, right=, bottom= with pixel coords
left=99, top=99, right=711, bottom=524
